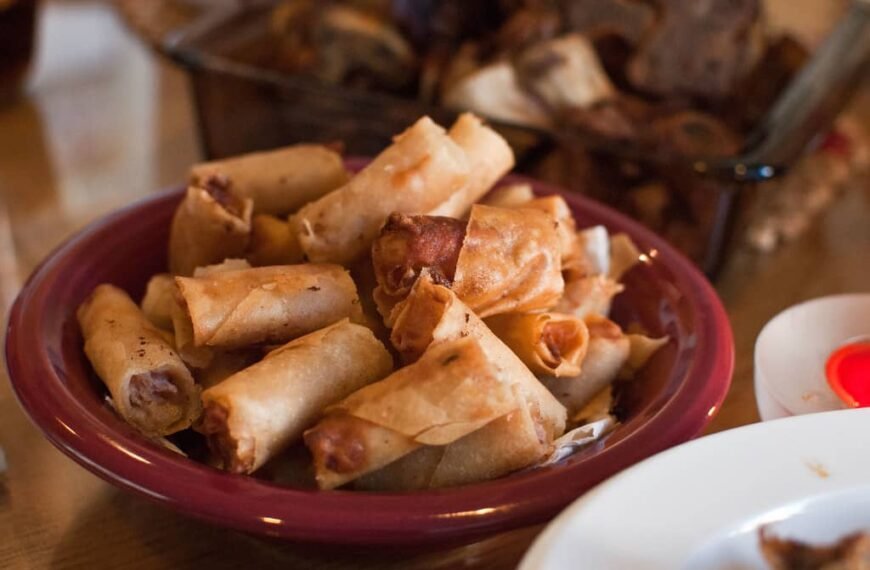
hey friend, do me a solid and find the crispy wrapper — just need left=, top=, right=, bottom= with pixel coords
left=199, top=320, right=393, bottom=474
left=168, top=182, right=254, bottom=276
left=293, top=116, right=470, bottom=265
left=540, top=316, right=631, bottom=415
left=171, top=259, right=252, bottom=369
left=554, top=274, right=624, bottom=319
left=175, top=264, right=364, bottom=350
left=453, top=204, right=564, bottom=318
left=485, top=312, right=590, bottom=377
left=189, top=144, right=349, bottom=216
left=140, top=273, right=176, bottom=330
left=481, top=183, right=535, bottom=208
left=428, top=113, right=514, bottom=218
left=564, top=225, right=610, bottom=280
left=304, top=337, right=520, bottom=489
left=77, top=284, right=201, bottom=437
left=609, top=232, right=642, bottom=280
left=390, top=275, right=567, bottom=441
left=246, top=214, right=304, bottom=266
left=355, top=399, right=549, bottom=491
left=517, top=196, right=577, bottom=264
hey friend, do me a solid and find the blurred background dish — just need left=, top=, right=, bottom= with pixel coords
left=520, top=408, right=870, bottom=570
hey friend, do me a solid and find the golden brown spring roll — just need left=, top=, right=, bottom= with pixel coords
left=372, top=204, right=564, bottom=321
left=77, top=284, right=201, bottom=437
left=168, top=177, right=254, bottom=276
left=554, top=274, right=625, bottom=319
left=189, top=144, right=349, bottom=216
left=175, top=264, right=364, bottom=350
left=505, top=195, right=578, bottom=265
left=304, top=337, right=520, bottom=489
left=482, top=183, right=535, bottom=208
left=390, top=275, right=566, bottom=441
left=428, top=113, right=514, bottom=218
left=199, top=320, right=393, bottom=474
left=484, top=312, right=590, bottom=377
left=540, top=316, right=630, bottom=415
left=246, top=214, right=304, bottom=266
left=563, top=225, right=610, bottom=281
left=355, top=401, right=549, bottom=491
left=140, top=273, right=176, bottom=330
left=293, top=116, right=471, bottom=265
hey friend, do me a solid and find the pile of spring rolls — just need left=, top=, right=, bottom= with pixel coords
left=78, top=113, right=667, bottom=491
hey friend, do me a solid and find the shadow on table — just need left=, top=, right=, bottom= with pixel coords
left=50, top=487, right=540, bottom=569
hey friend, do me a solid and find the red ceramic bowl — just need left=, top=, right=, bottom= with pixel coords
left=5, top=170, right=733, bottom=546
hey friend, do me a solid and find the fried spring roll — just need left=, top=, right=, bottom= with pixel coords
left=77, top=284, right=201, bottom=437
left=429, top=113, right=515, bottom=218
left=355, top=402, right=549, bottom=491
left=293, top=116, right=471, bottom=265
left=246, top=214, right=304, bottom=266
left=141, top=273, right=176, bottom=330
left=540, top=316, right=630, bottom=415
left=175, top=264, right=364, bottom=350
left=199, top=320, right=393, bottom=474
left=168, top=177, right=254, bottom=276
left=484, top=312, right=590, bottom=377
left=390, top=275, right=566, bottom=441
left=373, top=204, right=564, bottom=321
left=563, top=225, right=610, bottom=280
left=189, top=144, right=349, bottom=216
left=516, top=196, right=578, bottom=264
left=554, top=274, right=625, bottom=319
left=304, top=337, right=520, bottom=489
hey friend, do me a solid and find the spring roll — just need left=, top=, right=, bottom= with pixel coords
left=293, top=116, right=471, bottom=265
left=175, top=264, right=364, bottom=350
left=428, top=113, right=515, bottom=218
left=372, top=204, right=564, bottom=321
left=563, top=225, right=610, bottom=281
left=390, top=275, right=566, bottom=440
left=141, top=273, right=176, bottom=330
left=199, top=320, right=393, bottom=474
left=355, top=401, right=549, bottom=491
left=190, top=144, right=349, bottom=216
left=168, top=177, right=254, bottom=276
left=304, top=337, right=521, bottom=489
left=246, top=214, right=304, bottom=266
left=485, top=312, right=590, bottom=377
left=77, top=284, right=201, bottom=437
left=512, top=196, right=578, bottom=264
left=540, top=316, right=630, bottom=415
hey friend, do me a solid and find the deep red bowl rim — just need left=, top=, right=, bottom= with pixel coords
left=5, top=173, right=733, bottom=546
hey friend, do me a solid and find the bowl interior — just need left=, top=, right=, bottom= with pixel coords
left=6, top=174, right=732, bottom=545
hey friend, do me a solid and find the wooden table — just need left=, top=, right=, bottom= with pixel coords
left=0, top=2, right=867, bottom=568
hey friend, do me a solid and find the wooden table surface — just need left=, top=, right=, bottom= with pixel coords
left=0, top=2, right=867, bottom=568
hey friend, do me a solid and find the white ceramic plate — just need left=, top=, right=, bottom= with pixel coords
left=520, top=409, right=870, bottom=570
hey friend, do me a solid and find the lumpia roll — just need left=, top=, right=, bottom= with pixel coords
left=390, top=275, right=567, bottom=441
left=199, top=320, right=393, bottom=474
left=189, top=144, right=349, bottom=216
left=355, top=401, right=549, bottom=491
left=246, top=214, right=304, bottom=267
left=484, top=312, right=590, bottom=377
left=372, top=204, right=564, bottom=321
left=293, top=116, right=471, bottom=265
left=428, top=113, right=514, bottom=218
left=141, top=273, right=176, bottom=330
left=304, top=337, right=520, bottom=489
left=452, top=204, right=564, bottom=318
left=540, top=316, right=630, bottom=415
left=563, top=225, right=610, bottom=281
left=554, top=274, right=624, bottom=319
left=168, top=177, right=254, bottom=276
left=77, top=284, right=201, bottom=437
left=175, top=264, right=364, bottom=350
left=481, top=183, right=535, bottom=208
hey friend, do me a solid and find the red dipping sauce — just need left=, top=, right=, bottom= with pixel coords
left=826, top=341, right=870, bottom=408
